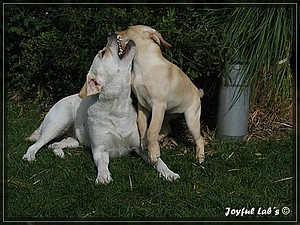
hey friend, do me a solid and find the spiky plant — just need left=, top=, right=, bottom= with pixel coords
left=221, top=6, right=294, bottom=106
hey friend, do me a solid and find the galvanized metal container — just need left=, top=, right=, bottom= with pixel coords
left=217, top=64, right=250, bottom=139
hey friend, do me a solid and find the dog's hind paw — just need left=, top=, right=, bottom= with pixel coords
left=53, top=148, right=65, bottom=158
left=197, top=154, right=205, bottom=164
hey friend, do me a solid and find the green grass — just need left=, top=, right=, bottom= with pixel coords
left=5, top=99, right=294, bottom=221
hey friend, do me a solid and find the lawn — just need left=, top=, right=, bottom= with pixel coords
left=4, top=98, right=295, bottom=222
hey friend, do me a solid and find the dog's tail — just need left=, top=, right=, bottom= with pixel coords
left=198, top=88, right=204, bottom=98
left=25, top=124, right=42, bottom=142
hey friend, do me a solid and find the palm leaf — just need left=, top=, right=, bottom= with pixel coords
left=220, top=7, right=293, bottom=106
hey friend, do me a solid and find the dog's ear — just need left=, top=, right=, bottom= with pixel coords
left=78, top=72, right=102, bottom=99
left=150, top=32, right=172, bottom=49
left=78, top=82, right=88, bottom=99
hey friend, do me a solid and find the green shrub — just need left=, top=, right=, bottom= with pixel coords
left=6, top=5, right=293, bottom=107
left=6, top=5, right=225, bottom=104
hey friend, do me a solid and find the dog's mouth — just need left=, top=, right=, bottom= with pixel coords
left=116, top=35, right=135, bottom=59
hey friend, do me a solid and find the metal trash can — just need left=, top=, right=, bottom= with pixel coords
left=217, top=64, right=250, bottom=140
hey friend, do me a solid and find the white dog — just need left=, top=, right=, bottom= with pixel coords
left=23, top=33, right=180, bottom=184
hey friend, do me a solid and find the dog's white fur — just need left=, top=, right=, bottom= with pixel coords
left=115, top=25, right=205, bottom=164
left=23, top=34, right=179, bottom=184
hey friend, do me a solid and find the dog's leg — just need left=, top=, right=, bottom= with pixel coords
left=158, top=115, right=172, bottom=142
left=137, top=103, right=150, bottom=151
left=147, top=102, right=167, bottom=164
left=25, top=124, right=42, bottom=142
left=134, top=148, right=180, bottom=181
left=22, top=124, right=68, bottom=162
left=184, top=102, right=205, bottom=164
left=23, top=118, right=72, bottom=162
left=92, top=147, right=112, bottom=185
left=23, top=137, right=51, bottom=162
left=48, top=137, right=80, bottom=158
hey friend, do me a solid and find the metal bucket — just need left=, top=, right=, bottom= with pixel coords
left=217, top=64, right=250, bottom=139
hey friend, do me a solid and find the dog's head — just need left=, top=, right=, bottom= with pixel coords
left=115, top=25, right=171, bottom=52
left=79, top=33, right=136, bottom=98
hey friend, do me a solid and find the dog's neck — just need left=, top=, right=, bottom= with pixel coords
left=132, top=45, right=164, bottom=78
left=135, top=42, right=163, bottom=59
left=96, top=79, right=133, bottom=114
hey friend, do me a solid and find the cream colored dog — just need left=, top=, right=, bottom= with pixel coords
left=115, top=25, right=205, bottom=164
left=23, top=33, right=180, bottom=184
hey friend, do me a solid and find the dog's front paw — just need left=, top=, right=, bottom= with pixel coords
left=148, top=148, right=160, bottom=164
left=95, top=171, right=113, bottom=185
left=22, top=152, right=36, bottom=162
left=159, top=170, right=180, bottom=181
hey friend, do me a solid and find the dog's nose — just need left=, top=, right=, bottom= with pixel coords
left=107, top=32, right=117, bottom=38
left=108, top=32, right=118, bottom=40
left=108, top=32, right=116, bottom=37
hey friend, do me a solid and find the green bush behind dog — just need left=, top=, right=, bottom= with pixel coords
left=6, top=6, right=224, bottom=104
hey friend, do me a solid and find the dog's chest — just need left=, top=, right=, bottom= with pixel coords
left=88, top=103, right=133, bottom=131
left=86, top=100, right=139, bottom=152
left=131, top=63, right=159, bottom=110
left=131, top=78, right=154, bottom=111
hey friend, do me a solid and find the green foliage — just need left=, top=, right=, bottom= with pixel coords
left=6, top=6, right=225, bottom=104
left=219, top=7, right=294, bottom=105
left=5, top=5, right=294, bottom=106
